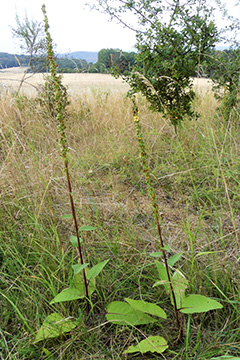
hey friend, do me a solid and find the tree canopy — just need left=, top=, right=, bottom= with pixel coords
left=94, top=48, right=136, bottom=73
left=90, top=0, right=240, bottom=127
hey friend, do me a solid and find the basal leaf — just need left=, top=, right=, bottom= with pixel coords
left=72, top=263, right=89, bottom=275
left=106, top=301, right=157, bottom=326
left=50, top=288, right=84, bottom=304
left=124, top=336, right=168, bottom=354
left=34, top=312, right=77, bottom=343
left=79, top=225, right=96, bottom=231
left=87, top=259, right=109, bottom=281
left=181, top=295, right=223, bottom=314
left=125, top=298, right=167, bottom=319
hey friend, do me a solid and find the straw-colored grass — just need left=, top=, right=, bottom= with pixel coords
left=0, top=69, right=130, bottom=96
left=0, top=68, right=212, bottom=97
left=0, top=72, right=239, bottom=359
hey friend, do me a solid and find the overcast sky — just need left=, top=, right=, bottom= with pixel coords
left=0, top=0, right=137, bottom=54
left=0, top=0, right=239, bottom=55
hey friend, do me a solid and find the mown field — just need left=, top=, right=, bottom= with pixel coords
left=0, top=69, right=130, bottom=96
left=0, top=71, right=239, bottom=359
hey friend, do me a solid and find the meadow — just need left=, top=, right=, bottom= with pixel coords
left=0, top=70, right=239, bottom=359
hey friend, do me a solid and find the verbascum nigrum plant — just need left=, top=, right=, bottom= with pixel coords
left=131, top=96, right=182, bottom=335
left=35, top=6, right=110, bottom=344
left=41, top=3, right=90, bottom=309
left=105, top=97, right=223, bottom=355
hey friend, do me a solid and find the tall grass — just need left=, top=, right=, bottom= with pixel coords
left=0, top=80, right=239, bottom=358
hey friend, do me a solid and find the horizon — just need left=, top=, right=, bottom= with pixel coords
left=0, top=1, right=239, bottom=56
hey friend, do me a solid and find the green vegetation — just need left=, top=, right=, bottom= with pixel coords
left=92, top=0, right=240, bottom=130
left=1, top=2, right=240, bottom=360
left=0, top=49, right=136, bottom=74
left=93, top=48, right=136, bottom=74
left=0, top=52, right=29, bottom=68
left=209, top=48, right=240, bottom=123
left=1, top=71, right=239, bottom=360
left=95, top=0, right=218, bottom=131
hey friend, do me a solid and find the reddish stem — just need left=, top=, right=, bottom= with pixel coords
left=64, top=161, right=90, bottom=313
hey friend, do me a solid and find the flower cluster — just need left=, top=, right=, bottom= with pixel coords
left=42, top=4, right=69, bottom=161
left=132, top=98, right=158, bottom=213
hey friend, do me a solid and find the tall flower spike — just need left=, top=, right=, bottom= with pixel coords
left=42, top=4, right=90, bottom=312
left=131, top=96, right=182, bottom=338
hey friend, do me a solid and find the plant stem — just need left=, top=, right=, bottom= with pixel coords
left=42, top=4, right=90, bottom=312
left=132, top=97, right=182, bottom=337
left=64, top=161, right=90, bottom=309
left=154, top=203, right=182, bottom=335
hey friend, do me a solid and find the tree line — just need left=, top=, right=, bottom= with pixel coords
left=0, top=48, right=136, bottom=74
left=1, top=47, right=239, bottom=79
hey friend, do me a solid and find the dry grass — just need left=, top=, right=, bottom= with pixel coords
left=0, top=68, right=212, bottom=97
left=0, top=76, right=237, bottom=252
left=0, top=69, right=130, bottom=97
left=1, top=72, right=239, bottom=359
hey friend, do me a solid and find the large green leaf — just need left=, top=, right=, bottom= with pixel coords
left=106, top=301, right=157, bottom=326
left=34, top=312, right=77, bottom=343
left=124, top=336, right=168, bottom=354
left=180, top=295, right=223, bottom=314
left=87, top=259, right=109, bottom=281
left=50, top=288, right=84, bottom=304
left=125, top=298, right=167, bottom=319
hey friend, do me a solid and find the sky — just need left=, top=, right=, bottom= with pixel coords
left=0, top=0, right=239, bottom=55
left=0, top=0, right=137, bottom=54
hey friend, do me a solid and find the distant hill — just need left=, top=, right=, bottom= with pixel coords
left=0, top=51, right=98, bottom=71
left=59, top=51, right=98, bottom=63
left=0, top=52, right=29, bottom=69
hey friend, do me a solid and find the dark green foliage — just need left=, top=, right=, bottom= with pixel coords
left=94, top=48, right=136, bottom=74
left=96, top=0, right=218, bottom=128
left=131, top=1, right=218, bottom=127
left=56, top=57, right=89, bottom=73
left=0, top=52, right=29, bottom=68
left=0, top=50, right=135, bottom=74
left=210, top=47, right=240, bottom=122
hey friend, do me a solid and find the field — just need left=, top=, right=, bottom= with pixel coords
left=0, top=70, right=239, bottom=359
left=0, top=68, right=130, bottom=96
left=0, top=68, right=212, bottom=96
